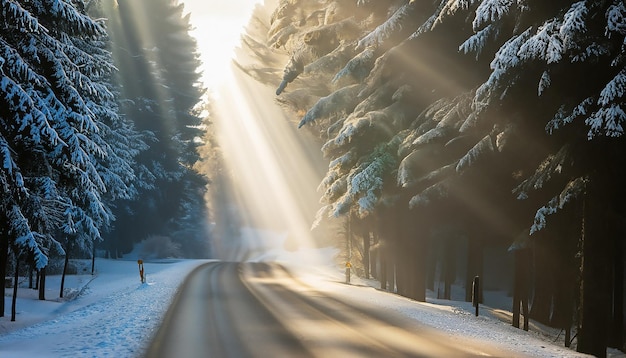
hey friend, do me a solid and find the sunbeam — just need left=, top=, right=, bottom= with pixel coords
left=211, top=64, right=333, bottom=263
left=181, top=0, right=261, bottom=90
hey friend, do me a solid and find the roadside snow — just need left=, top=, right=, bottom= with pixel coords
left=0, top=246, right=623, bottom=358
left=1, top=259, right=208, bottom=357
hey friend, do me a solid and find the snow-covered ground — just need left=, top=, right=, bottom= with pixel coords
left=0, top=244, right=622, bottom=358
left=1, top=258, right=207, bottom=357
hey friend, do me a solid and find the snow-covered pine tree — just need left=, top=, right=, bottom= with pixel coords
left=1, top=0, right=142, bottom=307
left=245, top=2, right=626, bottom=354
left=448, top=1, right=626, bottom=354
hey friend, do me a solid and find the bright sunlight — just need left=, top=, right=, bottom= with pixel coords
left=182, top=1, right=333, bottom=263
left=182, top=0, right=260, bottom=89
left=211, top=68, right=330, bottom=261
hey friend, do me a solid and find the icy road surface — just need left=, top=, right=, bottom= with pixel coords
left=147, top=261, right=523, bottom=357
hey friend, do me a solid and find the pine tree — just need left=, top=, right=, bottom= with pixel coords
left=100, top=0, right=208, bottom=256
left=244, top=1, right=626, bottom=355
left=1, top=0, right=145, bottom=309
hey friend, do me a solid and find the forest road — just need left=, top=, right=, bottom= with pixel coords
left=144, top=261, right=522, bottom=358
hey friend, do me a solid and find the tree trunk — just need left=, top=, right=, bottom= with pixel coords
left=577, top=176, right=611, bottom=358
left=362, top=231, right=370, bottom=279
left=380, top=251, right=387, bottom=290
left=410, top=230, right=428, bottom=302
left=608, top=230, right=624, bottom=349
left=395, top=239, right=407, bottom=296
left=512, top=249, right=531, bottom=330
left=28, top=266, right=33, bottom=289
left=370, top=233, right=378, bottom=280
left=427, top=251, right=436, bottom=292
left=443, top=237, right=456, bottom=300
left=91, top=243, right=96, bottom=275
left=551, top=250, right=577, bottom=345
left=549, top=207, right=578, bottom=338
left=413, top=249, right=427, bottom=302
left=388, top=254, right=396, bottom=293
left=0, top=228, right=8, bottom=317
left=60, top=253, right=69, bottom=298
left=465, top=235, right=483, bottom=303
left=38, top=266, right=46, bottom=301
left=530, top=237, right=553, bottom=325
left=11, top=255, right=19, bottom=321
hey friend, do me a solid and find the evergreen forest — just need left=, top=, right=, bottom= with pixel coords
left=2, top=0, right=626, bottom=356
left=236, top=1, right=626, bottom=357
left=0, top=0, right=209, bottom=319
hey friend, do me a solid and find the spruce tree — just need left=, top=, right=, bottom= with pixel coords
left=101, top=0, right=208, bottom=256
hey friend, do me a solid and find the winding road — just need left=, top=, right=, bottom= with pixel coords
left=144, top=261, right=520, bottom=357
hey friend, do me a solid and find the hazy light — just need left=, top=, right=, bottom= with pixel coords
left=181, top=0, right=261, bottom=90
left=211, top=66, right=331, bottom=262
left=182, top=1, right=333, bottom=264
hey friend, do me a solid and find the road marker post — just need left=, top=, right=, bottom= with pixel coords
left=472, top=275, right=480, bottom=316
left=345, top=261, right=351, bottom=283
left=138, top=259, right=145, bottom=283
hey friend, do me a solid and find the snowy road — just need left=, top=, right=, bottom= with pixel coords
left=145, top=261, right=523, bottom=358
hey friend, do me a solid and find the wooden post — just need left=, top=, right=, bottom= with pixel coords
left=138, top=260, right=145, bottom=283
left=472, top=276, right=480, bottom=316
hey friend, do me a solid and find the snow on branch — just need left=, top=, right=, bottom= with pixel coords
left=409, top=179, right=450, bottom=209
left=412, top=126, right=454, bottom=146
left=435, top=0, right=479, bottom=26
left=44, top=0, right=106, bottom=36
left=0, top=0, right=40, bottom=32
left=9, top=205, right=49, bottom=269
left=0, top=136, right=23, bottom=189
left=537, top=70, right=551, bottom=96
left=334, top=111, right=385, bottom=146
left=530, top=176, right=586, bottom=235
left=305, top=42, right=356, bottom=78
left=598, top=68, right=626, bottom=107
left=586, top=104, right=626, bottom=138
left=327, top=148, right=357, bottom=174
left=298, top=84, right=362, bottom=128
left=583, top=69, right=626, bottom=138
left=560, top=1, right=588, bottom=50
left=518, top=20, right=563, bottom=64
left=472, top=0, right=514, bottom=31
left=324, top=174, right=347, bottom=203
left=606, top=2, right=626, bottom=36
left=348, top=147, right=395, bottom=218
left=0, top=39, right=45, bottom=85
left=397, top=144, right=454, bottom=189
left=319, top=168, right=339, bottom=193
left=0, top=76, right=62, bottom=147
left=323, top=145, right=396, bottom=219
left=546, top=98, right=593, bottom=134
left=356, top=2, right=416, bottom=51
left=459, top=24, right=498, bottom=60
left=455, top=134, right=495, bottom=173
left=411, top=0, right=446, bottom=39
left=490, top=26, right=531, bottom=70
left=332, top=46, right=376, bottom=85
left=470, top=28, right=531, bottom=114
left=514, top=145, right=571, bottom=199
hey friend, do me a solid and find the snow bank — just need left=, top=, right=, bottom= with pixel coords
left=1, top=258, right=208, bottom=357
